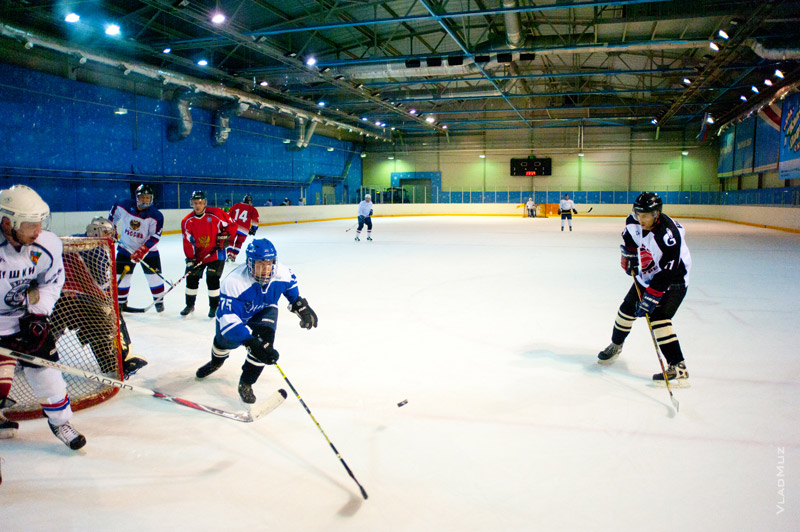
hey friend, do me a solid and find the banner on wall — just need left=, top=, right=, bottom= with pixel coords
left=717, top=126, right=736, bottom=178
left=754, top=102, right=781, bottom=172
left=732, top=115, right=755, bottom=176
left=779, top=92, right=800, bottom=180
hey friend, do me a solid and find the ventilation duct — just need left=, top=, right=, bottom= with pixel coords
left=212, top=101, right=249, bottom=147
left=167, top=87, right=194, bottom=142
left=289, top=117, right=318, bottom=150
left=745, top=39, right=800, bottom=60
left=503, top=0, right=524, bottom=48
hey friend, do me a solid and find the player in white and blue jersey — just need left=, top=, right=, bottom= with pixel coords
left=194, top=239, right=318, bottom=403
left=108, top=184, right=166, bottom=312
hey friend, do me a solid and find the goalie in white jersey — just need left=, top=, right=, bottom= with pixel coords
left=0, top=185, right=87, bottom=449
left=597, top=192, right=692, bottom=387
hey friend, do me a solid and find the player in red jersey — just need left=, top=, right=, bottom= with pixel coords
left=226, top=194, right=260, bottom=262
left=179, top=191, right=237, bottom=318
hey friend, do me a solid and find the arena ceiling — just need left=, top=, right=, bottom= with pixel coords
left=1, top=0, right=799, bottom=144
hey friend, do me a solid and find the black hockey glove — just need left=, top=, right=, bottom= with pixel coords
left=248, top=225, right=258, bottom=236
left=572, top=208, right=578, bottom=215
left=185, top=258, right=198, bottom=272
left=243, top=336, right=279, bottom=365
left=636, top=287, right=664, bottom=317
left=369, top=209, right=373, bottom=217
left=357, top=215, right=365, bottom=224
left=17, top=314, right=58, bottom=361
left=620, top=245, right=639, bottom=275
left=289, top=297, right=318, bottom=329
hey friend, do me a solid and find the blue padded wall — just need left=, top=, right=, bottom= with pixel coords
left=0, top=63, right=362, bottom=210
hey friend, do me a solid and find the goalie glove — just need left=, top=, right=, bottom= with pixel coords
left=289, top=297, right=318, bottom=329
left=636, top=287, right=664, bottom=317
left=242, top=335, right=279, bottom=365
left=248, top=225, right=258, bottom=236
left=620, top=245, right=639, bottom=275
left=129, top=245, right=149, bottom=263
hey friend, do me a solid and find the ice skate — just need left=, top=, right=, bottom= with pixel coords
left=238, top=382, right=256, bottom=404
left=354, top=236, right=360, bottom=242
left=48, top=421, right=87, bottom=450
left=196, top=359, right=224, bottom=379
left=208, top=307, right=217, bottom=318
left=597, top=342, right=622, bottom=365
left=366, top=236, right=372, bottom=241
left=0, top=415, right=19, bottom=439
left=155, top=301, right=165, bottom=313
left=653, top=361, right=689, bottom=388
left=180, top=305, right=194, bottom=317
left=122, top=354, right=148, bottom=379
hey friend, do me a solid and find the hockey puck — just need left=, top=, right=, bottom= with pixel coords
left=397, top=399, right=408, bottom=407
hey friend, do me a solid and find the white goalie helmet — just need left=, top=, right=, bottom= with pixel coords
left=0, top=184, right=51, bottom=230
left=86, top=216, right=114, bottom=237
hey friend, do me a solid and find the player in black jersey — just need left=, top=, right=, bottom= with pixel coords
left=597, top=192, right=692, bottom=387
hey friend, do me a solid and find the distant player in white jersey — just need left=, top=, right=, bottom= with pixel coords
left=0, top=185, right=86, bottom=449
left=195, top=239, right=318, bottom=404
left=355, top=194, right=374, bottom=242
left=525, top=197, right=537, bottom=218
left=108, top=184, right=166, bottom=312
left=558, top=194, right=577, bottom=231
left=597, top=192, right=692, bottom=387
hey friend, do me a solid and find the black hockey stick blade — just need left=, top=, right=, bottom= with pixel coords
left=121, top=305, right=147, bottom=313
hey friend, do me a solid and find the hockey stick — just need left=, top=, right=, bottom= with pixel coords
left=632, top=282, right=680, bottom=413
left=344, top=223, right=357, bottom=232
left=0, top=347, right=287, bottom=423
left=275, top=363, right=369, bottom=500
left=123, top=263, right=203, bottom=313
left=579, top=207, right=593, bottom=214
left=117, top=243, right=174, bottom=288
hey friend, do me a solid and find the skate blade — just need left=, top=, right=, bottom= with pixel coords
left=653, top=379, right=690, bottom=388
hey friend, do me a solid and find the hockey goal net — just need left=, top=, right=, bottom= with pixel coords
left=5, top=236, right=123, bottom=421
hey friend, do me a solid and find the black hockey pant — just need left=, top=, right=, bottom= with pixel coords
left=611, top=282, right=688, bottom=366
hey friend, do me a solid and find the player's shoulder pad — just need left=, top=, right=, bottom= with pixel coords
left=221, top=265, right=254, bottom=298
left=33, top=230, right=62, bottom=262
left=272, top=262, right=295, bottom=283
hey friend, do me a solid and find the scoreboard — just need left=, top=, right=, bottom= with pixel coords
left=510, top=157, right=552, bottom=176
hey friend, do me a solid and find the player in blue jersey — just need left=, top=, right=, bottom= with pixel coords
left=194, top=239, right=318, bottom=403
left=108, top=184, right=166, bottom=312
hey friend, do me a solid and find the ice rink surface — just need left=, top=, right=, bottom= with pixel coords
left=2, top=214, right=798, bottom=532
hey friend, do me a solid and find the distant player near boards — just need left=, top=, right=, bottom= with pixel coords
left=525, top=197, right=537, bottom=218
left=558, top=194, right=578, bottom=231
left=195, top=239, right=318, bottom=404
left=355, top=194, right=373, bottom=242
left=597, top=192, right=692, bottom=387
left=227, top=194, right=260, bottom=262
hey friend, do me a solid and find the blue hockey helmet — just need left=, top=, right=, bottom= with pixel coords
left=246, top=239, right=277, bottom=286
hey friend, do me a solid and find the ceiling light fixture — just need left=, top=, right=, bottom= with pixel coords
left=305, top=56, right=317, bottom=67
left=709, top=42, right=720, bottom=51
left=197, top=59, right=208, bottom=66
left=105, top=24, right=121, bottom=36
left=775, top=69, right=784, bottom=79
left=718, top=29, right=729, bottom=39
left=740, top=95, right=748, bottom=102
left=259, top=80, right=268, bottom=87
left=764, top=79, right=773, bottom=86
left=683, top=78, right=691, bottom=85
left=65, top=13, right=80, bottom=23
left=162, top=47, right=171, bottom=54
left=751, top=85, right=759, bottom=93
left=211, top=13, right=225, bottom=24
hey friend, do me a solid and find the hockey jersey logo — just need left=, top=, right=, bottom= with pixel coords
left=639, top=247, right=656, bottom=274
left=4, top=280, right=29, bottom=309
left=197, top=236, right=211, bottom=248
left=29, top=251, right=42, bottom=265
left=130, top=219, right=141, bottom=231
left=663, top=228, right=676, bottom=247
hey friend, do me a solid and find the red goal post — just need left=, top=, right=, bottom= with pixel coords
left=5, top=236, right=124, bottom=421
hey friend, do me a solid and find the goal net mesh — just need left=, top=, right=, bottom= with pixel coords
left=6, top=236, right=123, bottom=420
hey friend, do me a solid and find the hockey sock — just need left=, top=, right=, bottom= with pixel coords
left=240, top=360, right=265, bottom=385
left=185, top=294, right=197, bottom=308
